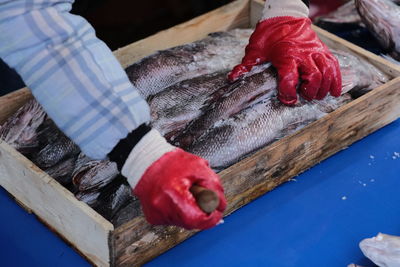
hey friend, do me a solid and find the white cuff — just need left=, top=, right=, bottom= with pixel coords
left=262, top=0, right=309, bottom=20
left=121, top=129, right=175, bottom=189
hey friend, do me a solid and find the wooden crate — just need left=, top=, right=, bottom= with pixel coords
left=1, top=0, right=400, bottom=266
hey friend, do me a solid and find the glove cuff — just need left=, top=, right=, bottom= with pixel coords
left=121, top=129, right=175, bottom=189
left=261, top=0, right=309, bottom=21
left=108, top=123, right=152, bottom=170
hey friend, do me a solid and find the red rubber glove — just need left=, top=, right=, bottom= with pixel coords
left=228, top=17, right=342, bottom=105
left=122, top=129, right=226, bottom=230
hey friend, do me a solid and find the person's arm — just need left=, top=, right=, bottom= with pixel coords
left=229, top=0, right=341, bottom=105
left=0, top=0, right=149, bottom=159
left=0, top=0, right=226, bottom=230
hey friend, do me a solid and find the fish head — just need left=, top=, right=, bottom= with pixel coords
left=355, top=0, right=400, bottom=54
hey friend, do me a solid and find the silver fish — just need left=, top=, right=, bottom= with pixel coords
left=125, top=29, right=252, bottom=98
left=45, top=155, right=78, bottom=186
left=75, top=190, right=101, bottom=207
left=0, top=99, right=46, bottom=155
left=111, top=197, right=142, bottom=227
left=187, top=95, right=352, bottom=170
left=94, top=180, right=133, bottom=220
left=355, top=0, right=400, bottom=60
left=33, top=131, right=80, bottom=169
left=185, top=50, right=389, bottom=169
left=175, top=49, right=389, bottom=149
left=174, top=63, right=276, bottom=148
left=74, top=152, right=92, bottom=168
left=359, top=233, right=400, bottom=267
left=149, top=71, right=229, bottom=141
left=72, top=158, right=119, bottom=192
left=36, top=118, right=60, bottom=145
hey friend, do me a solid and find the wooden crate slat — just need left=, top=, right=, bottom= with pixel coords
left=0, top=87, right=31, bottom=125
left=0, top=141, right=114, bottom=266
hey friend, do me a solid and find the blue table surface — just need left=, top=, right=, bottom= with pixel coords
left=1, top=116, right=400, bottom=266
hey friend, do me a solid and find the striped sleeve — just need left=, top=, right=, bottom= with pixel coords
left=0, top=0, right=150, bottom=159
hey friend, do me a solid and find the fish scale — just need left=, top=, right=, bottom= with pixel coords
left=149, top=71, right=229, bottom=140
left=180, top=50, right=389, bottom=170
left=173, top=49, right=388, bottom=150
left=33, top=133, right=80, bottom=169
left=187, top=95, right=353, bottom=170
left=72, top=156, right=119, bottom=192
left=125, top=29, right=253, bottom=99
left=0, top=99, right=46, bottom=155
left=174, top=64, right=277, bottom=148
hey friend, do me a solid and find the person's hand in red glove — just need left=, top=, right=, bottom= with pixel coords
left=228, top=0, right=342, bottom=105
left=114, top=128, right=226, bottom=230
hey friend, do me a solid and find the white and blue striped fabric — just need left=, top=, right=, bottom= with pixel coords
left=0, top=0, right=150, bottom=159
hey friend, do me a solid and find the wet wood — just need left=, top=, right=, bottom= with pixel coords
left=112, top=217, right=197, bottom=267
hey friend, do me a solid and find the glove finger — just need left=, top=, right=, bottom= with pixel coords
left=313, top=54, right=333, bottom=100
left=228, top=57, right=265, bottom=82
left=228, top=64, right=253, bottom=82
left=165, top=179, right=222, bottom=230
left=298, top=59, right=322, bottom=101
left=276, top=58, right=299, bottom=105
left=327, top=54, right=342, bottom=97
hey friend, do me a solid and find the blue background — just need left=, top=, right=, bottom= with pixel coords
left=1, top=118, right=400, bottom=266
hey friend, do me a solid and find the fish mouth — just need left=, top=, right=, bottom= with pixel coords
left=355, top=0, right=397, bottom=52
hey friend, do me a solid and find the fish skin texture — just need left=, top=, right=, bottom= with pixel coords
left=177, top=50, right=388, bottom=169
left=125, top=29, right=253, bottom=99
left=149, top=71, right=229, bottom=141
left=72, top=159, right=119, bottom=192
left=355, top=0, right=400, bottom=60
left=171, top=49, right=388, bottom=156
left=0, top=99, right=46, bottom=155
left=187, top=94, right=353, bottom=170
